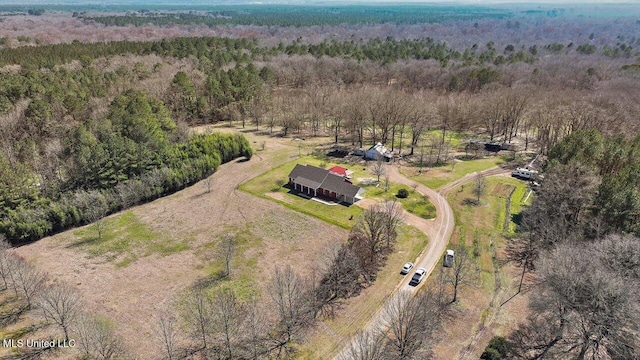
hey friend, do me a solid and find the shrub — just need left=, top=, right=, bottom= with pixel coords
left=481, top=336, right=510, bottom=360
left=397, top=188, right=409, bottom=198
left=272, top=179, right=285, bottom=192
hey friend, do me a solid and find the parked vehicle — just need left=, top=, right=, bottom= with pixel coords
left=511, top=167, right=539, bottom=180
left=400, top=262, right=414, bottom=275
left=409, top=267, right=427, bottom=286
left=443, top=249, right=455, bottom=267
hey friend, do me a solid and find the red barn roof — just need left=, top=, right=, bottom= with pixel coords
left=328, top=166, right=348, bottom=176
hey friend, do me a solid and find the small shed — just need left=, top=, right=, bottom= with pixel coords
left=365, top=143, right=393, bottom=162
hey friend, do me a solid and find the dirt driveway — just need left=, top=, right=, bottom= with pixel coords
left=335, top=165, right=509, bottom=359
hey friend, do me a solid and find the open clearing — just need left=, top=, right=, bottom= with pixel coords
left=403, top=157, right=506, bottom=190
left=11, top=127, right=351, bottom=358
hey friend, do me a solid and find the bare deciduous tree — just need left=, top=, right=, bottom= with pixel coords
left=0, top=237, right=12, bottom=291
left=351, top=206, right=386, bottom=275
left=75, top=314, right=128, bottom=360
left=371, top=158, right=386, bottom=183
left=38, top=283, right=80, bottom=341
left=472, top=174, right=487, bottom=204
left=219, top=234, right=237, bottom=277
left=382, top=290, right=442, bottom=359
left=339, top=329, right=387, bottom=360
left=316, top=243, right=362, bottom=316
left=380, top=200, right=403, bottom=248
left=268, top=265, right=316, bottom=358
left=244, top=300, right=269, bottom=360
left=86, top=206, right=108, bottom=242
left=445, top=245, right=475, bottom=303
left=11, top=256, right=46, bottom=309
left=202, top=177, right=213, bottom=194
left=183, top=287, right=211, bottom=351
left=155, top=312, right=180, bottom=360
left=210, top=289, right=245, bottom=360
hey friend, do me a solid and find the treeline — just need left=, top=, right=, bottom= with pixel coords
left=0, top=90, right=252, bottom=244
left=279, top=37, right=536, bottom=67
left=80, top=5, right=511, bottom=27
left=317, top=201, right=402, bottom=308
left=6, top=33, right=626, bottom=73
left=504, top=130, right=640, bottom=358
left=0, top=35, right=600, bottom=73
left=0, top=36, right=260, bottom=69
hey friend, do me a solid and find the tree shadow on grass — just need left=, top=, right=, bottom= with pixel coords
left=462, top=198, right=480, bottom=206
left=192, top=271, right=229, bottom=290
left=0, top=302, right=29, bottom=327
left=9, top=346, right=58, bottom=360
left=65, top=234, right=101, bottom=249
left=512, top=212, right=524, bottom=226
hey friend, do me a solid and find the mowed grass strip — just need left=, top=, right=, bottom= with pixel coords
left=72, top=211, right=191, bottom=267
left=404, top=157, right=505, bottom=190
left=299, top=224, right=429, bottom=359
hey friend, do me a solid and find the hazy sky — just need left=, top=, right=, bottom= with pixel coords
left=5, top=0, right=639, bottom=4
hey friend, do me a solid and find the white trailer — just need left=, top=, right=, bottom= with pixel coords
left=511, top=167, right=539, bottom=180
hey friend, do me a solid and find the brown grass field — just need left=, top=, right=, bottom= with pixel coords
left=11, top=127, right=351, bottom=358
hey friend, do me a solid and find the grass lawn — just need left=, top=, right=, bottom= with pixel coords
left=239, top=156, right=362, bottom=229
left=240, top=155, right=436, bottom=228
left=446, top=176, right=529, bottom=278
left=71, top=211, right=192, bottom=267
left=403, top=157, right=505, bottom=190
left=299, top=224, right=429, bottom=359
left=368, top=182, right=436, bottom=219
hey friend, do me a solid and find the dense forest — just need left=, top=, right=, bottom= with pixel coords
left=504, top=130, right=640, bottom=358
left=0, top=88, right=252, bottom=243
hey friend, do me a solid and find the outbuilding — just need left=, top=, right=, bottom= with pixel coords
left=365, top=142, right=393, bottom=161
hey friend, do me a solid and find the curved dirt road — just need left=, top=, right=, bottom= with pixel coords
left=386, top=165, right=456, bottom=294
left=335, top=165, right=508, bottom=358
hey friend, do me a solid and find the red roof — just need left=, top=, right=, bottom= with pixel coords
left=328, top=166, right=348, bottom=176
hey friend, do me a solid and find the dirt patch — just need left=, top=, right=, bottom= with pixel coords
left=491, top=183, right=514, bottom=198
